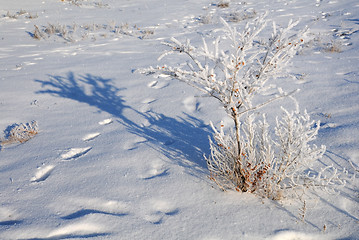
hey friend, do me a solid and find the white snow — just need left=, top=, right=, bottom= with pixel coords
left=0, top=0, right=358, bottom=239
left=98, top=119, right=112, bottom=126
left=30, top=164, right=55, bottom=182
left=61, top=147, right=92, bottom=160
left=82, top=132, right=101, bottom=141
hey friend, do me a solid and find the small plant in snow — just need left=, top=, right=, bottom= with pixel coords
left=217, top=1, right=230, bottom=8
left=198, top=13, right=214, bottom=25
left=60, top=0, right=109, bottom=8
left=31, top=22, right=154, bottom=42
left=140, top=14, right=343, bottom=199
left=3, top=9, right=37, bottom=19
left=60, top=0, right=84, bottom=7
left=227, top=9, right=257, bottom=22
left=298, top=199, right=307, bottom=222
left=0, top=121, right=38, bottom=149
left=33, top=25, right=44, bottom=40
left=323, top=40, right=343, bottom=53
left=32, top=24, right=73, bottom=42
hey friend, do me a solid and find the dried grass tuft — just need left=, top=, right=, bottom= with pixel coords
left=0, top=121, right=39, bottom=148
left=217, top=1, right=230, bottom=8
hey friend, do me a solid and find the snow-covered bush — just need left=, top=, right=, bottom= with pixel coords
left=140, top=14, right=342, bottom=199
left=3, top=9, right=37, bottom=19
left=31, top=22, right=154, bottom=42
left=206, top=107, right=336, bottom=199
left=60, top=0, right=108, bottom=8
left=0, top=121, right=38, bottom=149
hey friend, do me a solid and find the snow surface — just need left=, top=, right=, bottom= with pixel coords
left=0, top=0, right=358, bottom=239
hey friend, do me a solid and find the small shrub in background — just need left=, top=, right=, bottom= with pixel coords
left=227, top=9, right=257, bottom=22
left=217, top=1, right=230, bottom=8
left=60, top=0, right=83, bottom=7
left=60, top=0, right=109, bottom=8
left=3, top=9, right=38, bottom=19
left=140, top=14, right=343, bottom=199
left=32, top=24, right=72, bottom=42
left=31, top=22, right=154, bottom=42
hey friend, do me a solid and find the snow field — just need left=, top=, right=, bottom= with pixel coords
left=0, top=0, right=358, bottom=239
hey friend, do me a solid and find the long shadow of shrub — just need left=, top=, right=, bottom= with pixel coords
left=35, top=72, right=210, bottom=176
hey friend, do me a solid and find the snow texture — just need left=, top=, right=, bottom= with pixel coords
left=0, top=0, right=358, bottom=239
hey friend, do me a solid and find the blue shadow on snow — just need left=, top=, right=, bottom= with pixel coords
left=35, top=72, right=211, bottom=177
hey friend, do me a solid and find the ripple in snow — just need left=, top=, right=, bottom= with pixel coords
left=82, top=132, right=100, bottom=141
left=98, top=118, right=112, bottom=125
left=31, top=165, right=55, bottom=182
left=61, top=147, right=92, bottom=160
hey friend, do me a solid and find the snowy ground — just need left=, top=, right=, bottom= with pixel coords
left=0, top=0, right=358, bottom=239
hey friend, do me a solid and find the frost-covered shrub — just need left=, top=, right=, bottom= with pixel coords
left=31, top=22, right=154, bottom=42
left=217, top=1, right=230, bottom=8
left=60, top=0, right=109, bottom=8
left=0, top=121, right=38, bottom=149
left=206, top=107, right=336, bottom=199
left=227, top=9, right=257, bottom=22
left=140, top=14, right=342, bottom=199
left=32, top=24, right=72, bottom=42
